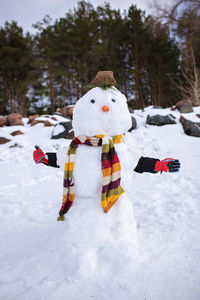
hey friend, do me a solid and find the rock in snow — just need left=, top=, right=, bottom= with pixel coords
left=51, top=121, right=74, bottom=139
left=176, top=100, right=193, bottom=113
left=7, top=113, right=24, bottom=126
left=179, top=115, right=200, bottom=137
left=128, top=116, right=137, bottom=131
left=146, top=114, right=176, bottom=126
left=0, top=116, right=8, bottom=127
left=11, top=130, right=24, bottom=136
left=0, top=137, right=11, bottom=144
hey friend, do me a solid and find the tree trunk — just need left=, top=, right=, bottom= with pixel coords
left=73, top=75, right=79, bottom=102
left=124, top=78, right=128, bottom=99
left=140, top=94, right=145, bottom=109
left=75, top=84, right=79, bottom=102
left=8, top=70, right=14, bottom=112
left=67, top=78, right=72, bottom=104
left=19, top=94, right=28, bottom=117
left=84, top=59, right=88, bottom=86
left=61, top=77, right=65, bottom=106
left=134, top=41, right=140, bottom=108
left=153, top=77, right=158, bottom=106
left=158, top=59, right=163, bottom=107
left=148, top=76, right=153, bottom=105
left=48, top=60, right=55, bottom=114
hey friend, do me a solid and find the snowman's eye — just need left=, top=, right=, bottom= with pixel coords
left=90, top=99, right=95, bottom=103
left=112, top=98, right=116, bottom=103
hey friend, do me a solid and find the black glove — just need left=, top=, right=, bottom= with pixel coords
left=167, top=159, right=181, bottom=172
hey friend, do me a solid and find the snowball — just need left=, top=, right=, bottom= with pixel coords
left=72, top=87, right=132, bottom=137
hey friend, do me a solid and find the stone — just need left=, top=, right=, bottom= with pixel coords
left=28, top=114, right=40, bottom=124
left=176, top=101, right=193, bottom=113
left=146, top=114, right=176, bottom=126
left=0, top=137, right=11, bottom=144
left=0, top=116, right=8, bottom=126
left=57, top=105, right=74, bottom=117
left=11, top=130, right=24, bottom=136
left=128, top=116, right=137, bottom=131
left=30, top=119, right=54, bottom=126
left=7, top=113, right=24, bottom=126
left=169, top=114, right=176, bottom=119
left=176, top=100, right=187, bottom=108
left=44, top=120, right=54, bottom=127
left=51, top=121, right=74, bottom=139
left=179, top=115, right=200, bottom=137
left=30, top=119, right=43, bottom=126
left=51, top=116, right=58, bottom=121
left=9, top=143, right=23, bottom=148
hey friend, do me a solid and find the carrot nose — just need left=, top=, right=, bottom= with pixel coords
left=102, top=105, right=109, bottom=112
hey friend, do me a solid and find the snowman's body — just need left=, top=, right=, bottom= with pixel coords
left=57, top=87, right=138, bottom=245
left=55, top=86, right=139, bottom=276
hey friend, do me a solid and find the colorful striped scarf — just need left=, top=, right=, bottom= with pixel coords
left=57, top=135, right=125, bottom=221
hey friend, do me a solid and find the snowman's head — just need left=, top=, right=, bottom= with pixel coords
left=72, top=86, right=132, bottom=137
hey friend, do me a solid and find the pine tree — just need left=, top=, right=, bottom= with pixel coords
left=145, top=18, right=180, bottom=107
left=0, top=21, right=34, bottom=115
left=126, top=5, right=148, bottom=108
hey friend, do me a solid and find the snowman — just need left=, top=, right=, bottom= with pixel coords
left=33, top=71, right=180, bottom=249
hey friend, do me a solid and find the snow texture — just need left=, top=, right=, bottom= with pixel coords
left=0, top=106, right=200, bottom=300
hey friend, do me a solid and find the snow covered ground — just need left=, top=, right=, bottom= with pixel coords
left=0, top=107, right=200, bottom=300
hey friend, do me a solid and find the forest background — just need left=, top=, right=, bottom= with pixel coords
left=0, top=0, right=199, bottom=115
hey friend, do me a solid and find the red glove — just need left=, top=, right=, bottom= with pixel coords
left=33, top=148, right=48, bottom=165
left=155, top=158, right=180, bottom=173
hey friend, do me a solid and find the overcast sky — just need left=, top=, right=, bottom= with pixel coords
left=0, top=0, right=169, bottom=34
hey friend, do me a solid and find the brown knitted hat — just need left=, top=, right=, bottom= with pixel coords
left=89, top=71, right=117, bottom=88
